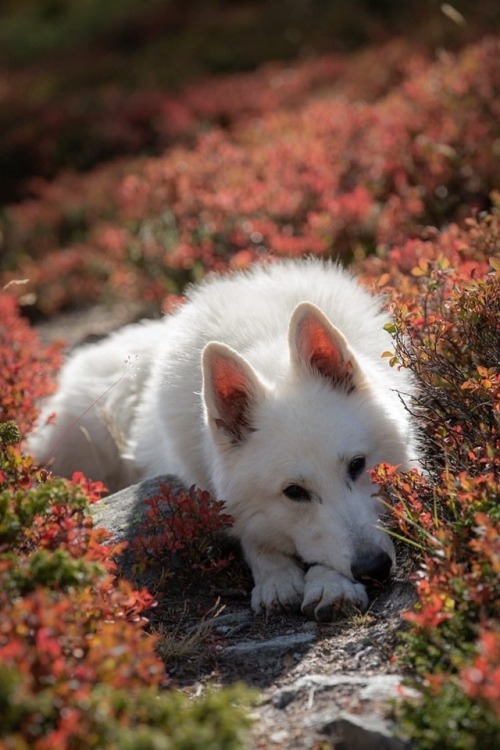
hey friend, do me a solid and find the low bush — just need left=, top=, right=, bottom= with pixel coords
left=366, top=215, right=499, bottom=749
left=130, top=483, right=243, bottom=589
left=0, top=293, right=61, bottom=436
left=2, top=37, right=498, bottom=317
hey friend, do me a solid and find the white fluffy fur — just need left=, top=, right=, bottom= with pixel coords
left=28, top=259, right=418, bottom=619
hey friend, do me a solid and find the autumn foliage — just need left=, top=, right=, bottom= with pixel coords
left=2, top=37, right=499, bottom=317
left=130, top=484, right=237, bottom=586
left=0, top=18, right=499, bottom=749
left=0, top=294, right=61, bottom=436
left=366, top=219, right=499, bottom=747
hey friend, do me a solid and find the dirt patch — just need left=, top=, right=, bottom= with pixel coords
left=35, top=301, right=156, bottom=348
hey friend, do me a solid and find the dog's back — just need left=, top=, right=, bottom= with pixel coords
left=27, top=319, right=164, bottom=488
left=131, top=259, right=415, bottom=487
left=28, top=259, right=415, bottom=490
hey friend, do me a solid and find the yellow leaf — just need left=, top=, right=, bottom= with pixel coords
left=489, top=256, right=500, bottom=275
left=443, top=595, right=456, bottom=610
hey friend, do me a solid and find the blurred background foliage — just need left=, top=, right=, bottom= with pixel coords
left=1, top=0, right=497, bottom=68
left=1, top=0, right=498, bottom=203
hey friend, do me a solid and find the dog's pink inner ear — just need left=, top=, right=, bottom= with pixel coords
left=296, top=314, right=354, bottom=389
left=209, top=353, right=255, bottom=440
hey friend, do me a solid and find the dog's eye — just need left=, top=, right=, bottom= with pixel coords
left=348, top=455, right=366, bottom=482
left=283, top=484, right=311, bottom=502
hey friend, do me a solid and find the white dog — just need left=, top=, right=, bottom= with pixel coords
left=28, top=259, right=417, bottom=620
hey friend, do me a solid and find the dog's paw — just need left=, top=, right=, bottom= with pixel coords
left=251, top=564, right=305, bottom=614
left=302, top=565, right=369, bottom=621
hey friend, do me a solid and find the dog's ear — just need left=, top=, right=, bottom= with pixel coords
left=289, top=302, right=360, bottom=391
left=202, top=342, right=266, bottom=442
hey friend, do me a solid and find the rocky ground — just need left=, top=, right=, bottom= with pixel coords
left=93, top=476, right=417, bottom=750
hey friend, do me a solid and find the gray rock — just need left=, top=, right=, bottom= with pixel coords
left=90, top=475, right=186, bottom=586
left=320, top=712, right=409, bottom=750
left=224, top=630, right=318, bottom=656
left=91, top=474, right=185, bottom=544
left=274, top=673, right=405, bottom=710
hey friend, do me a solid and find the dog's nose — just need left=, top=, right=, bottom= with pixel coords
left=351, top=551, right=393, bottom=584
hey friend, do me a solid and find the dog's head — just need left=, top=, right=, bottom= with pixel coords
left=201, top=302, right=413, bottom=584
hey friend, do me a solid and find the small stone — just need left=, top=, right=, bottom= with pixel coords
left=320, top=712, right=409, bottom=750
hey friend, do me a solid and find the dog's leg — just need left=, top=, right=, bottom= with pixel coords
left=243, top=545, right=305, bottom=614
left=302, top=564, right=369, bottom=621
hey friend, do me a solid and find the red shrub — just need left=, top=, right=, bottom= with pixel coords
left=2, top=37, right=498, bottom=316
left=366, top=216, right=499, bottom=737
left=130, top=482, right=240, bottom=590
left=0, top=293, right=61, bottom=435
left=0, top=431, right=166, bottom=747
left=462, top=627, right=500, bottom=716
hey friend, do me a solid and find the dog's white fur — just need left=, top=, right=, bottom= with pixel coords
left=28, top=259, right=417, bottom=619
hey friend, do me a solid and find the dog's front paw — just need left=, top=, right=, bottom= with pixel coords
left=302, top=565, right=369, bottom=621
left=251, top=563, right=305, bottom=614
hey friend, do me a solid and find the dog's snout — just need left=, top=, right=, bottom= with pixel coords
left=351, top=550, right=393, bottom=584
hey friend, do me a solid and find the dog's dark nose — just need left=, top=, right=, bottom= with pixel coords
left=351, top=551, right=393, bottom=584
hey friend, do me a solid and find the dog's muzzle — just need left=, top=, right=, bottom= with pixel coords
left=351, top=550, right=393, bottom=584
